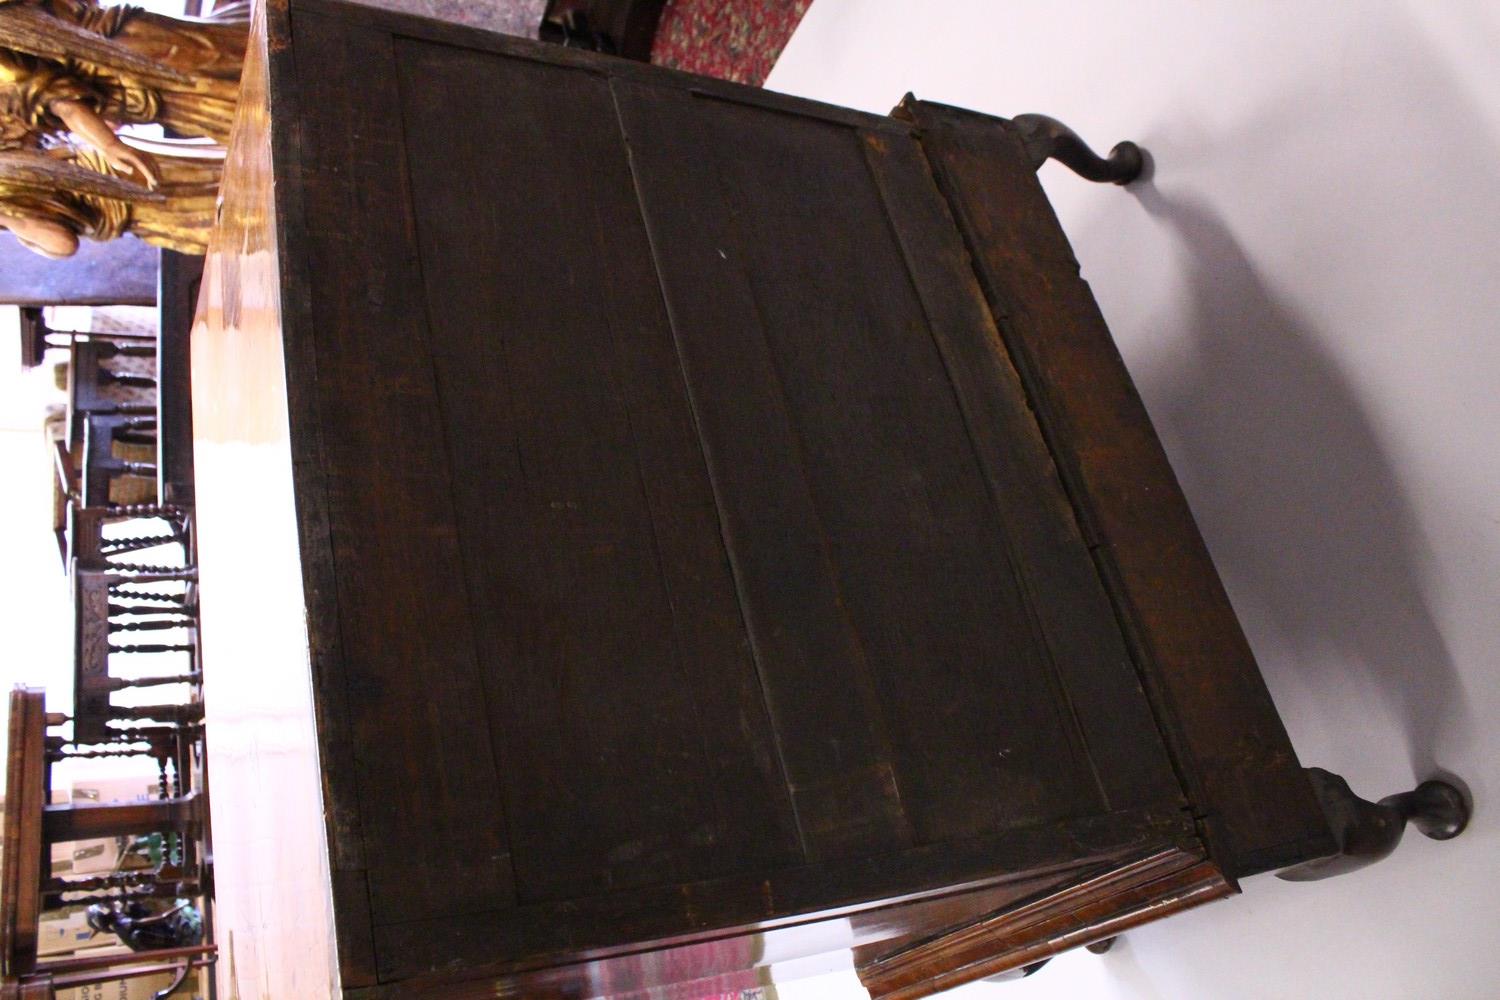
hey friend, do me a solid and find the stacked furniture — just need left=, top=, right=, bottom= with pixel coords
left=2, top=688, right=214, bottom=1000
left=4, top=238, right=214, bottom=1000
left=52, top=255, right=207, bottom=757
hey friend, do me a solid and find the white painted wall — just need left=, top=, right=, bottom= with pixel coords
left=767, top=3, right=1500, bottom=998
left=0, top=314, right=76, bottom=709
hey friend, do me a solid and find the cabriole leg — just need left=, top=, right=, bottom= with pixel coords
left=1010, top=114, right=1146, bottom=185
left=1278, top=768, right=1469, bottom=881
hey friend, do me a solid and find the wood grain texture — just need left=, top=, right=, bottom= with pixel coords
left=394, top=39, right=802, bottom=904
left=613, top=78, right=919, bottom=861
left=262, top=0, right=376, bottom=985
left=858, top=847, right=1233, bottom=999
left=194, top=3, right=1345, bottom=995
left=341, top=872, right=1076, bottom=1000
left=69, top=569, right=112, bottom=744
left=366, top=807, right=1193, bottom=982
left=857, top=127, right=1184, bottom=818
left=289, top=10, right=516, bottom=926
left=898, top=99, right=1335, bottom=878
left=40, top=793, right=202, bottom=842
left=612, top=80, right=1184, bottom=852
left=2, top=689, right=46, bottom=979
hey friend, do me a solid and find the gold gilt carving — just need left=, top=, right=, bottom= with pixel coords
left=0, top=0, right=246, bottom=256
left=1, top=143, right=217, bottom=256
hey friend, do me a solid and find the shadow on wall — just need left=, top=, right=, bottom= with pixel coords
left=1088, top=181, right=1471, bottom=784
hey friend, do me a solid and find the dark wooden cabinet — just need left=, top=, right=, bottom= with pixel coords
left=190, top=3, right=1461, bottom=998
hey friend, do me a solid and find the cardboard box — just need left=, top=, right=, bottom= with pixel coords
left=52, top=945, right=205, bottom=1000
left=36, top=906, right=114, bottom=957
left=47, top=788, right=73, bottom=875
left=56, top=969, right=203, bottom=1000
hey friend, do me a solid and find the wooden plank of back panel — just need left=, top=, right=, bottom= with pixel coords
left=858, top=130, right=1184, bottom=816
left=902, top=101, right=1334, bottom=877
left=289, top=12, right=515, bottom=925
left=617, top=82, right=1109, bottom=848
left=700, top=104, right=1112, bottom=843
left=263, top=0, right=378, bottom=983
left=613, top=80, right=918, bottom=860
left=395, top=40, right=804, bottom=902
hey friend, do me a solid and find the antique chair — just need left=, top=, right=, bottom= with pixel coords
left=18, top=307, right=156, bottom=373
left=67, top=337, right=159, bottom=509
left=78, top=414, right=158, bottom=509
left=66, top=504, right=193, bottom=575
left=71, top=565, right=201, bottom=748
left=66, top=340, right=157, bottom=426
left=2, top=688, right=214, bottom=1000
left=65, top=501, right=198, bottom=748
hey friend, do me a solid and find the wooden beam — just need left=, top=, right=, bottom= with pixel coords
left=42, top=791, right=202, bottom=842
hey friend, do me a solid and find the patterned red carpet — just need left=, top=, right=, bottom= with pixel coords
left=651, top=0, right=814, bottom=86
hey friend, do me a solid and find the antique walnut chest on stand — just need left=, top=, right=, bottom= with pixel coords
left=190, top=2, right=1468, bottom=997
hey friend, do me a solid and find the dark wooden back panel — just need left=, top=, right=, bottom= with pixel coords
left=289, top=12, right=515, bottom=932
left=898, top=100, right=1336, bottom=879
left=267, top=0, right=1205, bottom=989
left=394, top=40, right=804, bottom=902
left=611, top=81, right=1174, bottom=848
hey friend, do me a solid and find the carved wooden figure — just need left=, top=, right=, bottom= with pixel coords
left=0, top=0, right=247, bottom=148
left=0, top=0, right=244, bottom=256
left=0, top=145, right=218, bottom=256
